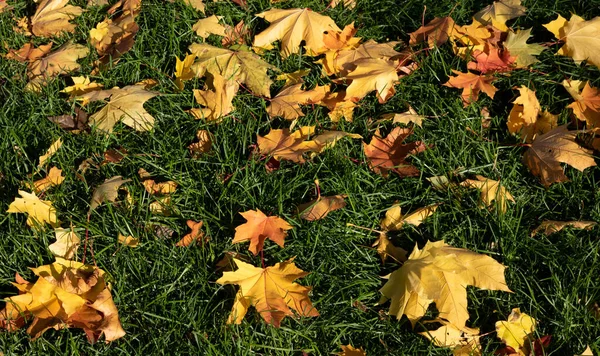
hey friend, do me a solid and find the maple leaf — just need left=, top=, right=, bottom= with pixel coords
left=176, top=220, right=207, bottom=247
left=61, top=76, right=104, bottom=98
left=379, top=107, right=425, bottom=127
left=233, top=209, right=292, bottom=255
left=320, top=91, right=358, bottom=122
left=216, top=258, right=319, bottom=326
left=7, top=190, right=59, bottom=229
left=182, top=0, right=205, bottom=13
left=193, top=15, right=227, bottom=38
left=564, top=80, right=600, bottom=127
left=30, top=0, right=83, bottom=37
left=328, top=0, right=356, bottom=9
left=222, top=20, right=250, bottom=47
left=38, top=138, right=62, bottom=167
left=143, top=180, right=177, bottom=195
left=49, top=226, right=80, bottom=259
left=420, top=322, right=481, bottom=356
left=118, top=233, right=139, bottom=247
left=496, top=308, right=536, bottom=356
left=507, top=86, right=557, bottom=143
left=523, top=125, right=596, bottom=186
left=473, top=0, right=526, bottom=32
left=467, top=44, right=516, bottom=73
left=531, top=220, right=596, bottom=236
left=174, top=53, right=196, bottom=91
left=297, top=195, right=346, bottom=221
left=89, top=176, right=131, bottom=212
left=372, top=233, right=407, bottom=263
left=26, top=43, right=89, bottom=92
left=342, top=58, right=400, bottom=103
left=188, top=129, right=212, bottom=157
left=266, top=84, right=329, bottom=120
left=5, top=43, right=53, bottom=63
left=78, top=85, right=158, bottom=133
left=189, top=43, right=275, bottom=97
left=28, top=167, right=65, bottom=193
left=322, top=40, right=402, bottom=76
left=363, top=127, right=427, bottom=178
left=460, top=175, right=514, bottom=214
left=449, top=18, right=491, bottom=57
left=409, top=17, right=458, bottom=48
left=504, top=28, right=545, bottom=68
left=544, top=14, right=600, bottom=69
left=190, top=73, right=238, bottom=122
left=379, top=240, right=512, bottom=328
left=443, top=70, right=497, bottom=106
left=380, top=203, right=439, bottom=231
left=0, top=258, right=125, bottom=342
left=336, top=344, right=366, bottom=356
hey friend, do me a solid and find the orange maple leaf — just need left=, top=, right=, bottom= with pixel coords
left=443, top=70, right=498, bottom=106
left=363, top=127, right=427, bottom=177
left=233, top=209, right=293, bottom=255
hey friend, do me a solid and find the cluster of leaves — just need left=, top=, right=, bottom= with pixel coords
left=0, top=0, right=599, bottom=354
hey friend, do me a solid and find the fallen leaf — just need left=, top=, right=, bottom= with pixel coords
left=380, top=203, right=439, bottom=231
left=336, top=344, right=366, bottom=356
left=342, top=58, right=400, bottom=103
left=298, top=195, right=346, bottom=221
left=531, top=220, right=596, bottom=236
left=118, top=233, right=139, bottom=247
left=233, top=209, right=292, bottom=255
left=504, top=28, right=545, bottom=68
left=221, top=20, right=250, bottom=47
left=216, top=258, right=319, bottom=326
left=38, top=138, right=62, bottom=167
left=102, top=148, right=127, bottom=164
left=276, top=69, right=311, bottom=87
left=379, top=240, right=512, bottom=328
left=149, top=196, right=173, bottom=216
left=176, top=220, right=207, bottom=246
left=254, top=8, right=341, bottom=57
left=564, top=80, right=600, bottom=127
left=544, top=14, right=600, bottom=69
left=26, top=43, right=89, bottom=92
left=188, top=129, right=212, bottom=157
left=420, top=322, right=481, bottom=356
left=460, top=175, right=514, bottom=214
left=523, top=125, right=596, bottom=186
left=89, top=176, right=131, bottom=212
left=324, top=40, right=402, bottom=76
left=443, top=70, right=497, bottom=106
left=320, top=91, right=357, bottom=122
left=174, top=53, right=196, bottom=91
left=579, top=346, right=595, bottom=356
left=0, top=0, right=12, bottom=13
left=90, top=7, right=140, bottom=68
left=193, top=15, right=227, bottom=38
left=182, top=0, right=204, bottom=13
left=409, top=17, right=458, bottom=48
left=28, top=167, right=65, bottom=193
left=466, top=45, right=516, bottom=73
left=372, top=233, right=407, bottom=263
left=496, top=308, right=536, bottom=356
left=328, top=0, right=356, bottom=9
left=190, top=73, right=238, bottom=122
left=5, top=42, right=53, bottom=63
left=61, top=76, right=104, bottom=98
left=474, top=0, right=526, bottom=31
left=507, top=86, right=557, bottom=143
left=266, top=84, right=329, bottom=120
left=7, top=190, right=59, bottom=229
left=49, top=226, right=80, bottom=259
left=30, top=0, right=84, bottom=37
left=143, top=180, right=177, bottom=195
left=379, top=107, right=425, bottom=127
left=363, top=127, right=427, bottom=177
left=77, top=85, right=159, bottom=133
left=48, top=108, right=88, bottom=132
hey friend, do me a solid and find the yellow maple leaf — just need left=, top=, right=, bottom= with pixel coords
left=174, top=53, right=196, bottom=91
left=495, top=308, right=536, bottom=356
left=504, top=28, right=545, bottom=68
left=544, top=14, right=600, bottom=69
left=216, top=258, right=319, bottom=326
left=49, top=226, right=80, bottom=259
left=266, top=84, right=329, bottom=120
left=190, top=73, right=238, bottom=122
left=38, top=138, right=62, bottom=167
left=30, top=0, right=83, bottom=37
left=118, top=233, right=139, bottom=247
left=507, top=86, right=557, bottom=143
left=460, top=175, right=515, bottom=214
left=7, top=190, right=59, bottom=229
left=192, top=15, right=227, bottom=38
left=28, top=166, right=65, bottom=193
left=420, top=322, right=481, bottom=356
left=564, top=80, right=600, bottom=127
left=380, top=203, right=439, bottom=231
left=26, top=43, right=89, bottom=92
left=473, top=0, right=526, bottom=32
left=342, top=58, right=400, bottom=103
left=61, top=76, right=104, bottom=98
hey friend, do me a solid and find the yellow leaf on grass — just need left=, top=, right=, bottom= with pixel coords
left=379, top=107, right=425, bottom=127
left=61, top=76, right=103, bottom=98
left=233, top=209, right=293, bottom=255
left=30, top=0, right=84, bottom=37
left=7, top=190, right=58, bottom=229
left=507, top=86, right=557, bottom=143
left=143, top=180, right=178, bottom=195
left=504, top=28, right=545, bottom=68
left=380, top=203, right=439, bottom=231
left=182, top=0, right=204, bottom=13
left=190, top=73, right=238, bottom=122
left=531, top=220, right=596, bottom=236
left=336, top=344, right=366, bottom=356
left=267, top=84, right=329, bottom=120
left=118, top=233, right=139, bottom=247
left=443, top=70, right=497, bottom=106
left=495, top=308, right=536, bottom=356
left=26, top=43, right=89, bottom=92
left=38, top=138, right=62, bottom=167
left=193, top=15, right=227, bottom=38
left=49, top=227, right=80, bottom=259
left=372, top=233, right=407, bottom=263
left=216, top=258, right=319, bottom=326
left=420, top=322, right=481, bottom=356
left=29, top=167, right=65, bottom=193
left=460, top=175, right=514, bottom=214
left=342, top=58, right=399, bottom=103
left=89, top=176, right=131, bottom=212
left=544, top=14, right=600, bottom=69
left=297, top=195, right=346, bottom=221
left=174, top=53, right=196, bottom=91
left=564, top=80, right=600, bottom=127
left=473, top=0, right=526, bottom=32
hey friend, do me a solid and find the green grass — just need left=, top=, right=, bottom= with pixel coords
left=1, top=0, right=600, bottom=354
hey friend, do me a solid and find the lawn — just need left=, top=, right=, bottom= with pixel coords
left=1, top=0, right=600, bottom=354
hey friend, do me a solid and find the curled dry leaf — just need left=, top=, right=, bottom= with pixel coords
left=507, top=86, right=557, bottom=143
left=443, top=70, right=497, bottom=106
left=379, top=240, right=512, bottom=329
left=28, top=167, right=65, bottom=193
left=49, top=226, right=80, bottom=259
left=7, top=190, right=58, bottom=229
left=0, top=258, right=125, bottom=342
left=297, top=195, right=346, bottom=221
left=216, top=258, right=319, bottom=327
left=176, top=220, right=207, bottom=247
left=232, top=209, right=292, bottom=255
left=531, top=220, right=596, bottom=236
left=118, top=233, right=139, bottom=247
left=193, top=15, right=227, bottom=38
left=30, top=0, right=84, bottom=37
left=5, top=42, right=53, bottom=63
left=336, top=344, right=366, bottom=356
left=363, top=127, right=427, bottom=178
left=460, top=175, right=514, bottom=214
left=89, top=176, right=131, bottom=212
left=495, top=308, right=536, bottom=356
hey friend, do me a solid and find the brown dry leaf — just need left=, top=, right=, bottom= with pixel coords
left=232, top=209, right=292, bottom=255
left=372, top=233, right=407, bottom=263
left=409, top=17, right=458, bottom=48
left=266, top=84, right=329, bottom=120
left=176, top=220, right=207, bottom=246
left=102, top=148, right=127, bottom=164
left=495, top=308, right=536, bottom=356
left=38, top=138, right=62, bottom=167
left=28, top=167, right=65, bottom=193
left=420, top=322, right=481, bottom=356
left=254, top=8, right=341, bottom=57
left=523, top=125, right=596, bottom=186
left=531, top=220, right=596, bottom=236
left=544, top=14, right=600, bottom=69
left=118, top=233, right=139, bottom=247
left=193, top=15, right=226, bottom=38
left=564, top=80, right=600, bottom=127
left=336, top=344, right=366, bottom=356
left=30, top=0, right=84, bottom=37
left=504, top=28, right=545, bottom=68
left=26, top=43, right=89, bottom=92
left=0, top=258, right=125, bottom=342
left=216, top=258, right=319, bottom=326
left=61, top=76, right=104, bottom=98
left=190, top=73, right=238, bottom=122
left=49, top=226, right=80, bottom=260
left=188, top=129, right=212, bottom=157
left=342, top=58, right=400, bottom=103
left=474, top=0, right=526, bottom=32
left=77, top=85, right=159, bottom=133
left=189, top=43, right=275, bottom=97
left=363, top=127, right=427, bottom=178
left=7, top=190, right=59, bottom=229
left=507, top=86, right=557, bottom=143
left=48, top=108, right=88, bottom=132
left=460, top=175, right=514, bottom=214
left=298, top=195, right=346, bottom=221
left=89, top=176, right=131, bottom=212
left=379, top=107, right=424, bottom=127
left=443, top=70, right=497, bottom=106
left=379, top=240, right=512, bottom=329
left=380, top=203, right=439, bottom=231
left=174, top=53, right=196, bottom=91
left=5, top=43, right=53, bottom=63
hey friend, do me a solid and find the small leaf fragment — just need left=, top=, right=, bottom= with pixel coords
left=531, top=220, right=596, bottom=236
left=298, top=195, right=346, bottom=221
left=118, top=233, right=139, bottom=247
left=495, top=308, right=536, bottom=356
left=89, top=176, right=131, bottom=212
left=176, top=220, right=207, bottom=247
